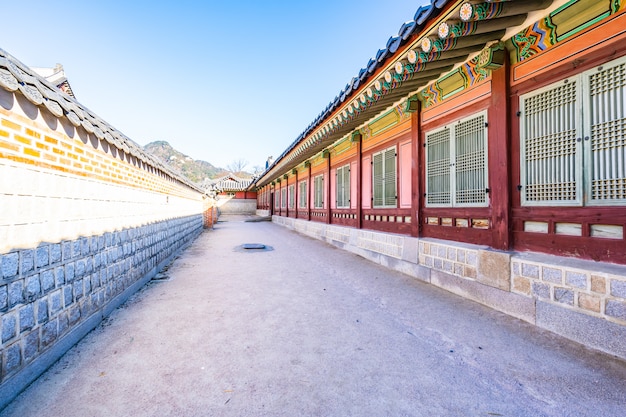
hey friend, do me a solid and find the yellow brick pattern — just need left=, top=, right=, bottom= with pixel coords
left=0, top=108, right=198, bottom=200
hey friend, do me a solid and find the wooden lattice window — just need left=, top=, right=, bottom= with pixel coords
left=281, top=187, right=287, bottom=208
left=520, top=55, right=626, bottom=206
left=426, top=111, right=488, bottom=207
left=372, top=146, right=397, bottom=208
left=336, top=164, right=350, bottom=208
left=587, top=59, right=626, bottom=204
left=288, top=184, right=295, bottom=209
left=299, top=180, right=307, bottom=208
left=314, top=175, right=324, bottom=209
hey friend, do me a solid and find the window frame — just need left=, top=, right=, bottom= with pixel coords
left=288, top=184, right=295, bottom=209
left=425, top=110, right=489, bottom=208
left=372, top=146, right=397, bottom=209
left=519, top=54, right=626, bottom=207
left=313, top=174, right=324, bottom=209
left=335, top=164, right=351, bottom=209
left=298, top=180, right=307, bottom=209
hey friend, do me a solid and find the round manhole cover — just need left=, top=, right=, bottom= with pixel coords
left=235, top=243, right=273, bottom=252
left=242, top=243, right=266, bottom=250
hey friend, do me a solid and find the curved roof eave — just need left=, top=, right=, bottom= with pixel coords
left=252, top=0, right=557, bottom=189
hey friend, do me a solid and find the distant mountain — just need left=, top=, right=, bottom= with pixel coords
left=142, top=141, right=227, bottom=184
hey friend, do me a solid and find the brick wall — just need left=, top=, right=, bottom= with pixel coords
left=0, top=49, right=207, bottom=409
left=0, top=216, right=202, bottom=387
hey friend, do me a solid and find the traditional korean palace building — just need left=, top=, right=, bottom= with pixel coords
left=252, top=0, right=626, bottom=359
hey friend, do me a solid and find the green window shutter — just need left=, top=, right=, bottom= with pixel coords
left=520, top=79, right=581, bottom=205
left=299, top=181, right=307, bottom=208
left=384, top=148, right=396, bottom=207
left=372, top=152, right=384, bottom=207
left=426, top=127, right=451, bottom=206
left=587, top=60, right=626, bottom=204
left=314, top=175, right=324, bottom=208
left=344, top=165, right=351, bottom=207
left=455, top=114, right=487, bottom=205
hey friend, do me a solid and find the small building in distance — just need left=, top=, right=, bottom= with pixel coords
left=206, top=174, right=257, bottom=215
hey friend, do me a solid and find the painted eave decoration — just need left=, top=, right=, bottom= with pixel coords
left=0, top=48, right=204, bottom=193
left=254, top=0, right=558, bottom=188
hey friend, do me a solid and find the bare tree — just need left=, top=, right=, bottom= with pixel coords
left=227, top=158, right=248, bottom=174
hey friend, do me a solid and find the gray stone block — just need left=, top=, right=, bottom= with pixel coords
left=61, top=241, right=72, bottom=261
left=41, top=319, right=58, bottom=347
left=84, top=275, right=92, bottom=295
left=0, top=285, right=7, bottom=312
left=65, top=262, right=75, bottom=282
left=532, top=282, right=550, bottom=300
left=23, top=275, right=41, bottom=302
left=19, top=304, right=35, bottom=333
left=3, top=342, right=21, bottom=375
left=49, top=243, right=62, bottom=265
left=93, top=253, right=101, bottom=269
left=37, top=298, right=48, bottom=324
left=610, top=280, right=626, bottom=298
left=68, top=305, right=81, bottom=325
left=8, top=281, right=24, bottom=308
left=75, top=259, right=86, bottom=278
left=605, top=300, right=626, bottom=321
left=2, top=314, right=16, bottom=342
left=85, top=257, right=93, bottom=274
left=522, top=263, right=540, bottom=279
left=1, top=252, right=19, bottom=279
left=63, top=285, right=73, bottom=307
left=36, top=245, right=49, bottom=268
left=542, top=267, right=562, bottom=284
left=20, top=250, right=34, bottom=275
left=74, top=279, right=83, bottom=300
left=537, top=301, right=626, bottom=360
left=49, top=290, right=62, bottom=316
left=40, top=269, right=55, bottom=293
left=554, top=288, right=574, bottom=305
left=23, top=330, right=39, bottom=363
left=71, top=241, right=80, bottom=258
left=81, top=237, right=89, bottom=256
left=54, top=267, right=65, bottom=287
left=58, top=311, right=69, bottom=335
left=565, top=271, right=587, bottom=289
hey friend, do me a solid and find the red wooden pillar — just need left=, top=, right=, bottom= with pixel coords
left=325, top=152, right=331, bottom=224
left=285, top=175, right=289, bottom=218
left=355, top=132, right=362, bottom=229
left=410, top=103, right=421, bottom=238
left=489, top=56, right=511, bottom=250
left=294, top=169, right=299, bottom=219
left=307, top=162, right=312, bottom=221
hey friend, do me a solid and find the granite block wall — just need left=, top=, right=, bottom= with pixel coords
left=0, top=215, right=203, bottom=405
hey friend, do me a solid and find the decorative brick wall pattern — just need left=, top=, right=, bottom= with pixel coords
left=0, top=92, right=204, bottom=253
left=419, top=240, right=479, bottom=280
left=325, top=225, right=351, bottom=244
left=356, top=231, right=403, bottom=258
left=0, top=215, right=202, bottom=383
left=511, top=257, right=626, bottom=325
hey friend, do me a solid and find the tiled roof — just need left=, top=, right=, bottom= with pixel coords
left=31, top=64, right=76, bottom=98
left=206, top=174, right=253, bottom=192
left=255, top=0, right=556, bottom=188
left=0, top=48, right=204, bottom=193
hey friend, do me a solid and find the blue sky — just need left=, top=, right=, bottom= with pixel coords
left=2, top=1, right=425, bottom=171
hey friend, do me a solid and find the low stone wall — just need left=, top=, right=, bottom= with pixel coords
left=272, top=216, right=626, bottom=360
left=217, top=198, right=257, bottom=215
left=0, top=214, right=203, bottom=409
